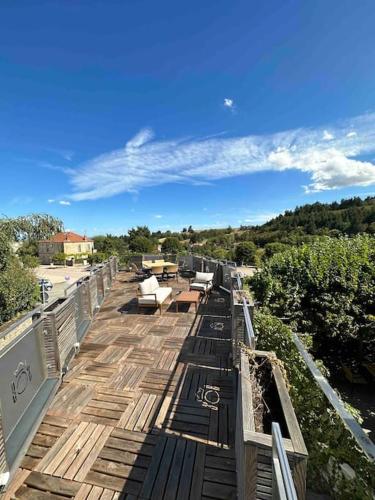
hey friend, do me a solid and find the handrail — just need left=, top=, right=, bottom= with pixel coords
left=272, top=422, right=298, bottom=500
left=292, top=333, right=375, bottom=462
left=242, top=297, right=256, bottom=350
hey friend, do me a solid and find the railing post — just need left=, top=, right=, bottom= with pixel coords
left=0, top=401, right=9, bottom=491
left=272, top=422, right=298, bottom=500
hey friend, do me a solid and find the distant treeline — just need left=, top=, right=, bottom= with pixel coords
left=91, top=196, right=375, bottom=264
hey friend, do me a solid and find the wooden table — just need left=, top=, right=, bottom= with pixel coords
left=143, top=261, right=176, bottom=270
left=175, top=290, right=201, bottom=313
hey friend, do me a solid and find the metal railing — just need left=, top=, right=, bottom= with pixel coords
left=0, top=257, right=118, bottom=489
left=292, top=333, right=375, bottom=462
left=272, top=422, right=298, bottom=500
left=232, top=272, right=256, bottom=352
left=242, top=296, right=256, bottom=350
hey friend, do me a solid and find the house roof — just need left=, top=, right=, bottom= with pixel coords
left=41, top=232, right=93, bottom=243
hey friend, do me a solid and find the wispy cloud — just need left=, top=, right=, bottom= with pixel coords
left=322, top=130, right=334, bottom=141
left=224, top=98, right=234, bottom=109
left=45, top=147, right=74, bottom=161
left=48, top=199, right=71, bottom=206
left=67, top=113, right=375, bottom=201
left=154, top=214, right=163, bottom=219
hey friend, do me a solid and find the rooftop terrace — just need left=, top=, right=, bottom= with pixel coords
left=4, top=273, right=238, bottom=499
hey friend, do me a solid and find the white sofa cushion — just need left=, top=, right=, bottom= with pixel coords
left=195, top=272, right=214, bottom=283
left=139, top=275, right=159, bottom=296
left=190, top=282, right=212, bottom=292
left=138, top=287, right=172, bottom=305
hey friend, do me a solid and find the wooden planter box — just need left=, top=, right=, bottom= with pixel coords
left=236, top=350, right=308, bottom=499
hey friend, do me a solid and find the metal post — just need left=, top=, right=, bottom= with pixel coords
left=272, top=423, right=298, bottom=500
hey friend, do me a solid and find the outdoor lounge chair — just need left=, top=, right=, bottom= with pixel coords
left=164, top=264, right=178, bottom=282
left=137, top=275, right=172, bottom=314
left=189, top=271, right=214, bottom=295
left=150, top=265, right=165, bottom=280
left=130, top=263, right=149, bottom=280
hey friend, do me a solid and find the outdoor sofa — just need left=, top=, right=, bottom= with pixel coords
left=189, top=271, right=214, bottom=295
left=137, top=275, right=172, bottom=314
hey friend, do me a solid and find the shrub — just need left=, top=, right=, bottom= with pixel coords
left=21, top=255, right=40, bottom=268
left=254, top=311, right=375, bottom=498
left=88, top=252, right=108, bottom=264
left=161, top=237, right=181, bottom=254
left=129, top=236, right=155, bottom=253
left=0, top=256, right=39, bottom=324
left=250, top=235, right=375, bottom=364
left=235, top=241, right=257, bottom=265
left=264, top=242, right=289, bottom=258
left=52, top=252, right=67, bottom=265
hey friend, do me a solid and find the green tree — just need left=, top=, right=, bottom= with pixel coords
left=161, top=237, right=181, bottom=253
left=129, top=236, right=155, bottom=253
left=128, top=226, right=151, bottom=240
left=0, top=214, right=63, bottom=241
left=235, top=241, right=257, bottom=265
left=264, top=242, right=289, bottom=258
left=250, top=235, right=375, bottom=364
left=0, top=233, right=38, bottom=324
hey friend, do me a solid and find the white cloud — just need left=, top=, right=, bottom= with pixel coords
left=323, top=130, right=334, bottom=141
left=47, top=199, right=55, bottom=203
left=66, top=113, right=375, bottom=200
left=59, top=200, right=71, bottom=206
left=346, top=131, right=357, bottom=138
left=224, top=98, right=234, bottom=108
left=154, top=214, right=163, bottom=219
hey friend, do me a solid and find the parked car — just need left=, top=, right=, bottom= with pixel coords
left=38, top=278, right=53, bottom=291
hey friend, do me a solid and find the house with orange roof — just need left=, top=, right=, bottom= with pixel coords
left=38, top=231, right=94, bottom=264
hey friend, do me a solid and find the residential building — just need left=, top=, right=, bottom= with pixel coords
left=38, top=231, right=94, bottom=264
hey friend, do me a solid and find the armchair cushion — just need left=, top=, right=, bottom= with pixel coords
left=195, top=272, right=214, bottom=283
left=190, top=282, right=213, bottom=293
left=139, top=275, right=159, bottom=296
left=138, top=287, right=172, bottom=305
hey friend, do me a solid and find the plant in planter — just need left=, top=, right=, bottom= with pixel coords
left=236, top=347, right=308, bottom=499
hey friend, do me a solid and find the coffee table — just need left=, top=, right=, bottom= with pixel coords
left=175, top=290, right=201, bottom=313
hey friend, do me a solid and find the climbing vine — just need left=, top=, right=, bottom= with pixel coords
left=254, top=311, right=375, bottom=499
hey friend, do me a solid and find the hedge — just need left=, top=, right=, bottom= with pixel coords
left=254, top=311, right=375, bottom=498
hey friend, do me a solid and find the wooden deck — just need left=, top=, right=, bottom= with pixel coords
left=6, top=273, right=237, bottom=500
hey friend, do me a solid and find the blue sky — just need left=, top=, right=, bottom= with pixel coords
left=1, top=0, right=375, bottom=235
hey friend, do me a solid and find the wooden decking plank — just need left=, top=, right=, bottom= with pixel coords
left=84, top=470, right=139, bottom=494
left=14, top=485, right=66, bottom=499
left=202, top=481, right=237, bottom=499
left=139, top=436, right=167, bottom=498
left=150, top=437, right=177, bottom=500
left=125, top=393, right=149, bottom=430
left=204, top=467, right=237, bottom=485
left=134, top=394, right=157, bottom=432
left=99, top=447, right=151, bottom=468
left=110, top=428, right=158, bottom=445
left=189, top=442, right=205, bottom=499
left=91, top=457, right=146, bottom=482
left=74, top=426, right=113, bottom=482
left=163, top=438, right=186, bottom=500
left=35, top=423, right=85, bottom=473
left=54, top=422, right=98, bottom=477
left=24, top=471, right=81, bottom=496
left=75, top=483, right=93, bottom=500
left=176, top=439, right=196, bottom=500
left=105, top=437, right=154, bottom=456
